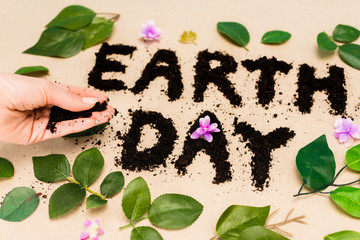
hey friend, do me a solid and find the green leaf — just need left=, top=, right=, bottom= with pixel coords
left=64, top=122, right=109, bottom=138
left=216, top=205, right=270, bottom=239
left=148, top=194, right=203, bottom=229
left=14, top=66, right=49, bottom=75
left=49, top=183, right=86, bottom=219
left=32, top=154, right=70, bottom=182
left=330, top=186, right=360, bottom=218
left=217, top=22, right=250, bottom=50
left=72, top=148, right=104, bottom=187
left=83, top=17, right=114, bottom=50
left=261, top=30, right=291, bottom=44
left=23, top=27, right=86, bottom=58
left=324, top=230, right=360, bottom=240
left=296, top=135, right=336, bottom=190
left=86, top=194, right=108, bottom=209
left=130, top=227, right=163, bottom=240
left=122, top=177, right=151, bottom=221
left=346, top=144, right=360, bottom=171
left=179, top=31, right=197, bottom=45
left=46, top=5, right=96, bottom=30
left=238, top=226, right=289, bottom=240
left=317, top=32, right=338, bottom=51
left=0, top=187, right=40, bottom=222
left=339, top=43, right=360, bottom=70
left=100, top=171, right=124, bottom=198
left=0, top=157, right=14, bottom=178
left=333, top=24, right=360, bottom=43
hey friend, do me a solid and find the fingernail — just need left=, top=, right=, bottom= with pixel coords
left=82, top=97, right=98, bottom=104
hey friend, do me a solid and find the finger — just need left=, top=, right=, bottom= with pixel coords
left=27, top=107, right=51, bottom=144
left=44, top=81, right=106, bottom=112
left=91, top=105, right=116, bottom=123
left=42, top=118, right=98, bottom=140
left=40, top=106, right=115, bottom=141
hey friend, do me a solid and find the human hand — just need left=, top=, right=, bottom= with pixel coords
left=0, top=72, right=115, bottom=145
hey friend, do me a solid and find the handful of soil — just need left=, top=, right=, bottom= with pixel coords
left=46, top=102, right=108, bottom=133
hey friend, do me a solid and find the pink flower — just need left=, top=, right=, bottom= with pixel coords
left=334, top=118, right=360, bottom=147
left=190, top=115, right=220, bottom=142
left=139, top=20, right=162, bottom=41
left=80, top=219, right=104, bottom=240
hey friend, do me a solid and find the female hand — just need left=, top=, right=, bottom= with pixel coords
left=0, top=72, right=115, bottom=145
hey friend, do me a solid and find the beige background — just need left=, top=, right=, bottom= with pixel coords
left=1, top=0, right=360, bottom=239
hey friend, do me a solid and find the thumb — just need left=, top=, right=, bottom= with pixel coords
left=45, top=82, right=100, bottom=112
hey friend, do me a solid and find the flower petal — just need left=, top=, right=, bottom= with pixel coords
left=350, top=125, right=360, bottom=139
left=195, top=127, right=206, bottom=135
left=334, top=118, right=344, bottom=128
left=97, top=228, right=104, bottom=235
left=208, top=123, right=218, bottom=130
left=199, top=117, right=205, bottom=128
left=343, top=118, right=353, bottom=130
left=203, top=133, right=213, bottom=142
left=93, top=219, right=100, bottom=227
left=191, top=131, right=202, bottom=139
left=80, top=232, right=89, bottom=240
left=209, top=123, right=220, bottom=132
left=203, top=116, right=210, bottom=128
left=339, top=133, right=351, bottom=143
left=91, top=236, right=99, bottom=240
left=334, top=126, right=347, bottom=133
left=84, top=220, right=92, bottom=228
left=334, top=131, right=342, bottom=138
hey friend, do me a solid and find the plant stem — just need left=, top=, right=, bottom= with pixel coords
left=209, top=236, right=220, bottom=240
left=84, top=187, right=106, bottom=200
left=67, top=176, right=106, bottom=200
left=67, top=176, right=80, bottom=184
left=265, top=208, right=306, bottom=238
left=331, top=179, right=360, bottom=186
left=293, top=189, right=329, bottom=197
left=294, top=164, right=350, bottom=197
left=119, top=216, right=149, bottom=230
left=266, top=215, right=306, bottom=229
left=96, top=13, right=120, bottom=22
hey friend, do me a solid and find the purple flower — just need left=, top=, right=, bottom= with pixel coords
left=334, top=118, right=360, bottom=147
left=139, top=20, right=162, bottom=41
left=80, top=219, right=104, bottom=240
left=191, top=115, right=220, bottom=142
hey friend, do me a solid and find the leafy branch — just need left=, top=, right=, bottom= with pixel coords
left=24, top=5, right=119, bottom=58
left=32, top=148, right=124, bottom=218
left=317, top=24, right=360, bottom=70
left=295, top=135, right=360, bottom=218
left=119, top=177, right=203, bottom=240
left=212, top=205, right=303, bottom=240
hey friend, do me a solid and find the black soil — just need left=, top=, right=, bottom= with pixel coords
left=119, top=110, right=178, bottom=171
left=131, top=49, right=183, bottom=101
left=294, top=64, right=346, bottom=115
left=88, top=43, right=137, bottom=91
left=86, top=45, right=347, bottom=190
left=193, top=50, right=242, bottom=106
left=233, top=118, right=295, bottom=190
left=175, top=111, right=232, bottom=184
left=242, top=56, right=292, bottom=106
left=46, top=102, right=108, bottom=133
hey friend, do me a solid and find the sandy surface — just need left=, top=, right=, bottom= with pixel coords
left=1, top=0, right=360, bottom=239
